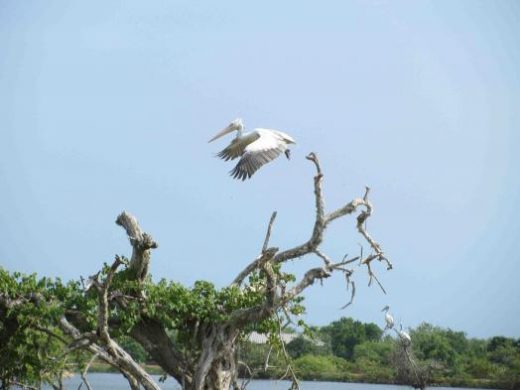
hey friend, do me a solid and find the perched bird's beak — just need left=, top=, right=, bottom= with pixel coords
left=381, top=306, right=389, bottom=312
left=208, top=123, right=236, bottom=143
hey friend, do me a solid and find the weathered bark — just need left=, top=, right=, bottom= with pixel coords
left=130, top=317, right=188, bottom=384
left=116, top=211, right=158, bottom=282
left=190, top=325, right=240, bottom=390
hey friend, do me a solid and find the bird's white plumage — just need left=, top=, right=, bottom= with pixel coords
left=395, top=324, right=412, bottom=346
left=385, top=312, right=395, bottom=329
left=210, top=119, right=296, bottom=180
left=399, top=329, right=412, bottom=344
left=382, top=306, right=394, bottom=331
left=231, top=130, right=290, bottom=180
left=217, top=132, right=260, bottom=161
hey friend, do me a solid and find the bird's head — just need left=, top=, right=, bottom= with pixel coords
left=208, top=118, right=244, bottom=143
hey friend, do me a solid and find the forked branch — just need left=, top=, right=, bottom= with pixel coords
left=233, top=152, right=391, bottom=299
left=230, top=152, right=392, bottom=326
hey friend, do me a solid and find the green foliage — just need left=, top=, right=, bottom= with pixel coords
left=129, top=262, right=305, bottom=359
left=286, top=336, right=330, bottom=359
left=411, top=323, right=458, bottom=367
left=117, top=335, right=149, bottom=363
left=353, top=339, right=393, bottom=365
left=3, top=261, right=520, bottom=389
left=0, top=267, right=90, bottom=388
left=320, top=317, right=383, bottom=360
left=242, top=318, right=520, bottom=388
left=293, top=354, right=353, bottom=381
left=1, top=256, right=307, bottom=387
left=408, top=323, right=520, bottom=388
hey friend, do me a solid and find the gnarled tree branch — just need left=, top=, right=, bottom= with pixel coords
left=229, top=152, right=392, bottom=326
left=59, top=256, right=161, bottom=390
left=116, top=211, right=158, bottom=282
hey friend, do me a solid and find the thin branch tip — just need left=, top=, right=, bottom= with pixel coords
left=262, top=211, right=278, bottom=253
left=363, top=186, right=371, bottom=201
left=305, top=152, right=322, bottom=175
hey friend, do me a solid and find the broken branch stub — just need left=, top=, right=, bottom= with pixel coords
left=116, top=211, right=158, bottom=282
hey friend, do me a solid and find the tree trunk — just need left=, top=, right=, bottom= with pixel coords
left=181, top=325, right=239, bottom=390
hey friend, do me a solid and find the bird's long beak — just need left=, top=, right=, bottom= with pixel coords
left=381, top=306, right=389, bottom=312
left=208, top=124, right=235, bottom=143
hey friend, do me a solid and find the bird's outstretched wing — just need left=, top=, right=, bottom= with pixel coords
left=230, top=131, right=287, bottom=180
left=216, top=132, right=260, bottom=161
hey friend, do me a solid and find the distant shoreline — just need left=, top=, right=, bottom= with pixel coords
left=88, top=362, right=499, bottom=389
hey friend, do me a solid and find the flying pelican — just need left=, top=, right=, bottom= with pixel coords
left=382, top=305, right=395, bottom=331
left=208, top=118, right=296, bottom=180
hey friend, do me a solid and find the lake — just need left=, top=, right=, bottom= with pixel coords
left=38, top=373, right=494, bottom=389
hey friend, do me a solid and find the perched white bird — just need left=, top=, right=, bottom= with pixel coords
left=209, top=118, right=296, bottom=180
left=396, top=323, right=412, bottom=346
left=382, top=305, right=395, bottom=331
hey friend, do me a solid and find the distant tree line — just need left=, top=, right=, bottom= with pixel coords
left=287, top=318, right=520, bottom=389
left=112, top=316, right=520, bottom=389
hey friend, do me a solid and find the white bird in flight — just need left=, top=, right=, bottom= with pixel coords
left=209, top=118, right=296, bottom=180
left=382, top=305, right=395, bottom=331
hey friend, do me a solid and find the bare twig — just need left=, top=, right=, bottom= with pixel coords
left=356, top=190, right=393, bottom=271
left=78, top=353, right=98, bottom=390
left=283, top=267, right=331, bottom=304
left=340, top=280, right=356, bottom=309
left=232, top=247, right=279, bottom=287
left=232, top=211, right=279, bottom=286
left=366, top=261, right=387, bottom=295
left=329, top=255, right=360, bottom=270
left=8, top=382, right=38, bottom=390
left=275, top=312, right=300, bottom=390
left=262, top=211, right=277, bottom=253
left=314, top=249, right=332, bottom=267
left=237, top=360, right=253, bottom=389
left=263, top=346, right=273, bottom=372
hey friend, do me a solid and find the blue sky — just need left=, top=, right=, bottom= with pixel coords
left=1, top=0, right=519, bottom=338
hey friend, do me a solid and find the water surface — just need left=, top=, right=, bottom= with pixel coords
left=43, top=373, right=494, bottom=390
